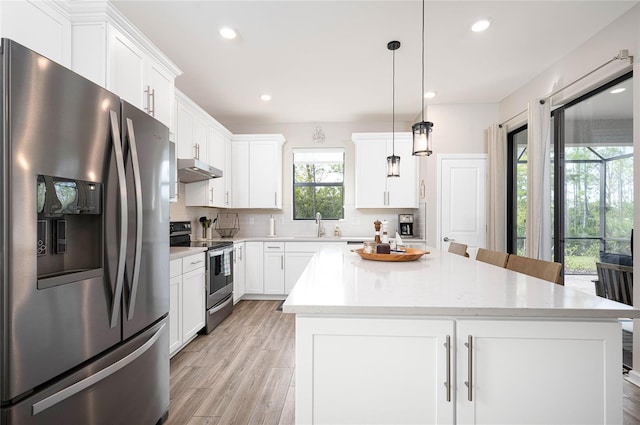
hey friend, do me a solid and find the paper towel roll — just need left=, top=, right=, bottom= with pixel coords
left=269, top=216, right=276, bottom=237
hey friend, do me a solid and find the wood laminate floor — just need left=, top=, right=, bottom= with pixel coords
left=167, top=300, right=640, bottom=425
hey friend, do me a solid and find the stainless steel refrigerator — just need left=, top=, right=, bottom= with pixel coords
left=0, top=39, right=170, bottom=424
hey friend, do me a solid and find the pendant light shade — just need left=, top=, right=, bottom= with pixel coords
left=387, top=154, right=401, bottom=177
left=387, top=40, right=401, bottom=177
left=412, top=121, right=433, bottom=156
left=412, top=0, right=434, bottom=156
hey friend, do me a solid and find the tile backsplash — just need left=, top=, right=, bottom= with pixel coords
left=170, top=183, right=425, bottom=240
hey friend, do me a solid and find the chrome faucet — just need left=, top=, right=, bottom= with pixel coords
left=315, top=212, right=325, bottom=237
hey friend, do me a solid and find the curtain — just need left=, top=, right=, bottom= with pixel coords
left=486, top=124, right=507, bottom=251
left=525, top=99, right=552, bottom=260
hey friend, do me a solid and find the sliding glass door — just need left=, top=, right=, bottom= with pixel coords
left=508, top=72, right=633, bottom=289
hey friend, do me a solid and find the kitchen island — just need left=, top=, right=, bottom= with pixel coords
left=283, top=245, right=640, bottom=425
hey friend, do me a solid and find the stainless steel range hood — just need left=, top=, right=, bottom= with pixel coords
left=177, top=158, right=223, bottom=183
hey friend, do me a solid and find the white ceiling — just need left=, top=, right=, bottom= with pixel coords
left=112, top=1, right=637, bottom=126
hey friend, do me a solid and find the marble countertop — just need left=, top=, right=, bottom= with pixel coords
left=170, top=246, right=207, bottom=260
left=190, top=236, right=426, bottom=244
left=283, top=245, right=640, bottom=319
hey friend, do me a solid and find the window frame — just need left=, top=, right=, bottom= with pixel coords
left=292, top=148, right=345, bottom=221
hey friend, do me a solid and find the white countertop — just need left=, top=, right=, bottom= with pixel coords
left=190, top=236, right=426, bottom=244
left=283, top=245, right=640, bottom=319
left=170, top=246, right=207, bottom=260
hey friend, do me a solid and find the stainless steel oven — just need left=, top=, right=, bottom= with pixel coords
left=169, top=221, right=234, bottom=334
left=203, top=243, right=234, bottom=333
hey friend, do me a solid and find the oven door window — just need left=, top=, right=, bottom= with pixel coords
left=209, top=249, right=232, bottom=295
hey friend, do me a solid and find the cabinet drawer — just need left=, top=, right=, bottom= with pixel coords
left=182, top=252, right=206, bottom=274
left=170, top=259, right=182, bottom=278
left=264, top=241, right=284, bottom=252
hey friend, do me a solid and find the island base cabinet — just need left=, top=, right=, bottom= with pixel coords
left=295, top=316, right=622, bottom=425
left=456, top=319, right=621, bottom=425
left=295, top=317, right=454, bottom=425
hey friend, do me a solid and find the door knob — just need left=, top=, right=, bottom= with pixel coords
left=443, top=237, right=455, bottom=242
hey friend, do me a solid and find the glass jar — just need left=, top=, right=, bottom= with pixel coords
left=363, top=241, right=377, bottom=254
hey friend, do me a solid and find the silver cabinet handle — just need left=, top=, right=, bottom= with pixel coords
left=150, top=88, right=155, bottom=117
left=144, top=85, right=151, bottom=113
left=239, top=246, right=243, bottom=261
left=464, top=335, right=473, bottom=401
left=125, top=118, right=143, bottom=321
left=444, top=335, right=451, bottom=402
left=225, top=191, right=229, bottom=205
left=210, top=187, right=213, bottom=203
left=274, top=192, right=277, bottom=206
left=190, top=260, right=203, bottom=265
left=108, top=110, right=127, bottom=329
left=281, top=254, right=284, bottom=270
left=32, top=323, right=165, bottom=415
left=443, top=237, right=455, bottom=242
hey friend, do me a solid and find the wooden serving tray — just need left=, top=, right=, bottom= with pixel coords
left=353, top=248, right=429, bottom=262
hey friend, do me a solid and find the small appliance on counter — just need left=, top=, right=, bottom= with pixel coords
left=399, top=214, right=414, bottom=237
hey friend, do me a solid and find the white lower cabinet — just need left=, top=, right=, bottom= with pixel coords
left=233, top=242, right=246, bottom=303
left=284, top=252, right=315, bottom=294
left=456, top=319, right=620, bottom=425
left=169, top=252, right=206, bottom=357
left=296, top=316, right=621, bottom=425
left=296, top=317, right=454, bottom=425
left=264, top=242, right=285, bottom=294
left=244, top=242, right=264, bottom=294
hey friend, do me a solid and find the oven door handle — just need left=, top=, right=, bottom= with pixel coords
left=208, top=296, right=233, bottom=315
left=209, top=250, right=224, bottom=258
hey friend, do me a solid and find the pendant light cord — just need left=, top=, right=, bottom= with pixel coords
left=392, top=46, right=395, bottom=155
left=421, top=0, right=425, bottom=123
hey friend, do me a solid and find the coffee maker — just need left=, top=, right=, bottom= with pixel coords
left=398, top=214, right=414, bottom=237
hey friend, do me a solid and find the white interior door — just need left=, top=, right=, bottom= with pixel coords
left=439, top=155, right=487, bottom=256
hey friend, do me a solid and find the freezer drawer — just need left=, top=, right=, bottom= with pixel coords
left=1, top=319, right=169, bottom=425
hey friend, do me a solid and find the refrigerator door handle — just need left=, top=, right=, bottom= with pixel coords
left=31, top=323, right=166, bottom=416
left=108, top=110, right=128, bottom=329
left=125, top=117, right=143, bottom=321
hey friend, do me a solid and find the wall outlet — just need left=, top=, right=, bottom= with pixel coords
left=249, top=216, right=255, bottom=225
left=279, top=216, right=284, bottom=224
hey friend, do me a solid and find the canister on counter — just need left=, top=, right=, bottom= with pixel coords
left=363, top=241, right=377, bottom=254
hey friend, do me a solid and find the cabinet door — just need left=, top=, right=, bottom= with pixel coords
left=296, top=317, right=454, bottom=425
left=354, top=139, right=387, bottom=208
left=244, top=242, right=264, bottom=293
left=147, top=57, right=174, bottom=129
left=208, top=126, right=226, bottom=207
left=284, top=252, right=315, bottom=294
left=169, top=275, right=182, bottom=356
left=249, top=141, right=280, bottom=208
left=108, top=27, right=145, bottom=110
left=386, top=137, right=418, bottom=208
left=176, top=100, right=195, bottom=159
left=181, top=267, right=205, bottom=341
left=264, top=252, right=285, bottom=294
left=223, top=136, right=232, bottom=207
left=231, top=140, right=250, bottom=208
left=0, top=0, right=71, bottom=67
left=456, top=320, right=621, bottom=425
left=233, top=243, right=246, bottom=303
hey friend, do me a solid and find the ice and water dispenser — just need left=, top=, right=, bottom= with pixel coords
left=37, top=175, right=103, bottom=289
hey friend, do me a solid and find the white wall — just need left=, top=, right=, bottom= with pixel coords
left=500, top=5, right=639, bottom=131
left=419, top=104, right=499, bottom=246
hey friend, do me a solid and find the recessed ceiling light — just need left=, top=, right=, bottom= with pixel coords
left=260, top=94, right=272, bottom=102
left=610, top=87, right=626, bottom=94
left=471, top=19, right=491, bottom=32
left=424, top=91, right=437, bottom=99
left=219, top=27, right=237, bottom=40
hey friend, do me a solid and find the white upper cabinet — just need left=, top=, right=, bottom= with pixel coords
left=231, top=134, right=285, bottom=209
left=0, top=0, right=71, bottom=67
left=179, top=89, right=234, bottom=208
left=352, top=132, right=418, bottom=208
left=68, top=1, right=181, bottom=131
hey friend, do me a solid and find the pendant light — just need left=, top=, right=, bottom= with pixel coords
left=387, top=40, right=401, bottom=177
left=412, top=0, right=433, bottom=156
